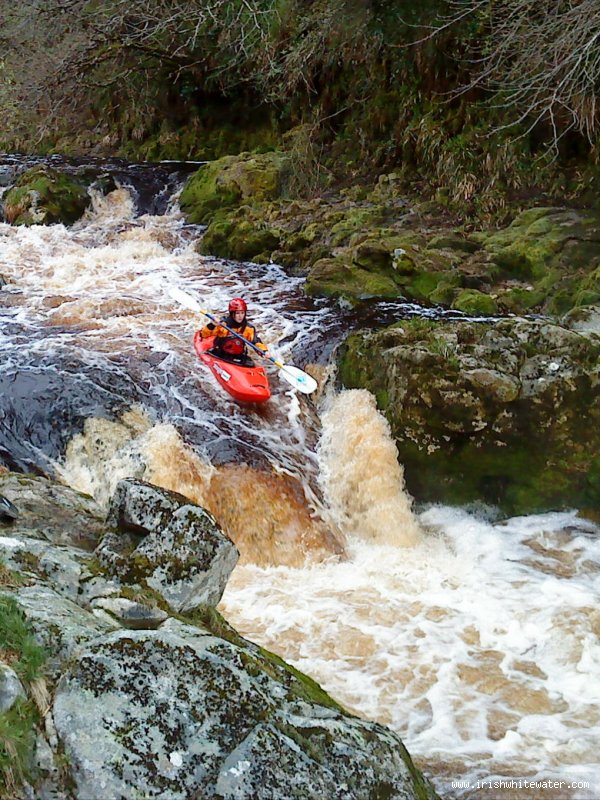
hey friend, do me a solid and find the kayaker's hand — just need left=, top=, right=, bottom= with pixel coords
left=206, top=322, right=216, bottom=330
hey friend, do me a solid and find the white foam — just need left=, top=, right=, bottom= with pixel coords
left=220, top=507, right=600, bottom=797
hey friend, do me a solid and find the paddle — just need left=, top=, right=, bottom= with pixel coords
left=169, top=287, right=318, bottom=394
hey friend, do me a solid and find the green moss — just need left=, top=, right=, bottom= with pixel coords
left=200, top=215, right=281, bottom=260
left=452, top=289, right=498, bottom=315
left=2, top=165, right=90, bottom=226
left=402, top=271, right=452, bottom=303
left=180, top=158, right=241, bottom=224
left=0, top=597, right=47, bottom=796
left=305, top=257, right=403, bottom=301
left=180, top=151, right=289, bottom=224
left=329, top=207, right=387, bottom=246
left=497, top=287, right=543, bottom=314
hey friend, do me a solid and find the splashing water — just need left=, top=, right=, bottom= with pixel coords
left=221, top=507, right=600, bottom=800
left=318, top=389, right=421, bottom=547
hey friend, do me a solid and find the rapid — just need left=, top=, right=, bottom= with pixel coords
left=0, top=159, right=598, bottom=799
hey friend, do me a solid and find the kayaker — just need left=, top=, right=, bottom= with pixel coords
left=200, top=298, right=270, bottom=364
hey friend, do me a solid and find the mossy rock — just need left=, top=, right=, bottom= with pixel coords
left=2, top=165, right=91, bottom=226
left=426, top=233, right=481, bottom=253
left=497, top=287, right=544, bottom=314
left=338, top=317, right=600, bottom=515
left=327, top=206, right=388, bottom=246
left=180, top=151, right=290, bottom=224
left=452, top=289, right=498, bottom=315
left=305, top=256, right=403, bottom=301
left=199, top=212, right=281, bottom=261
left=474, top=207, right=600, bottom=313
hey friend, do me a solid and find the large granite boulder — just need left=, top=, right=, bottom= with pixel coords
left=96, top=479, right=239, bottom=612
left=339, top=316, right=600, bottom=515
left=179, top=151, right=291, bottom=224
left=53, top=624, right=436, bottom=800
left=1, top=164, right=91, bottom=225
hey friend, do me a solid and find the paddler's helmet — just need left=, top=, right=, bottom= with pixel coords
left=229, top=298, right=247, bottom=314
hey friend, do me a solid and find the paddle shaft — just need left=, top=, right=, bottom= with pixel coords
left=199, top=308, right=283, bottom=366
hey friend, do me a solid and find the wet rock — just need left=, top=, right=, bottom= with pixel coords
left=0, top=352, right=145, bottom=476
left=0, top=663, right=25, bottom=712
left=98, top=479, right=238, bottom=611
left=1, top=164, right=91, bottom=226
left=0, top=164, right=18, bottom=187
left=339, top=316, right=600, bottom=514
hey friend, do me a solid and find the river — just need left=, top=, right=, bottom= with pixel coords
left=0, top=156, right=598, bottom=799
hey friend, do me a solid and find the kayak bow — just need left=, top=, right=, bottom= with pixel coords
left=194, top=332, right=271, bottom=404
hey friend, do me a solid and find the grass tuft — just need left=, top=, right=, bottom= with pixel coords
left=0, top=596, right=49, bottom=795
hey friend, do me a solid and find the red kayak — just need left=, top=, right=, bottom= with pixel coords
left=193, top=332, right=271, bottom=404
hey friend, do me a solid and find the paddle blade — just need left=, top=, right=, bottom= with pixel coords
left=279, top=364, right=318, bottom=394
left=169, top=287, right=204, bottom=314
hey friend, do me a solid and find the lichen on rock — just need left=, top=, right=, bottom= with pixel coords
left=97, top=479, right=239, bottom=611
left=339, top=316, right=600, bottom=515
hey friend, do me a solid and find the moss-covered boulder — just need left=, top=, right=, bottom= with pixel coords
left=452, top=289, right=498, bottom=315
left=1, top=165, right=91, bottom=226
left=305, top=255, right=404, bottom=300
left=180, top=151, right=291, bottom=224
left=199, top=208, right=282, bottom=261
left=339, top=317, right=600, bottom=515
left=475, top=207, right=600, bottom=315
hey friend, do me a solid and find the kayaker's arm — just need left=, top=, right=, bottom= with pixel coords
left=245, top=325, right=270, bottom=357
left=200, top=321, right=228, bottom=339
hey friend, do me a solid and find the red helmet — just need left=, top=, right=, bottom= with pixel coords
left=228, top=297, right=247, bottom=313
